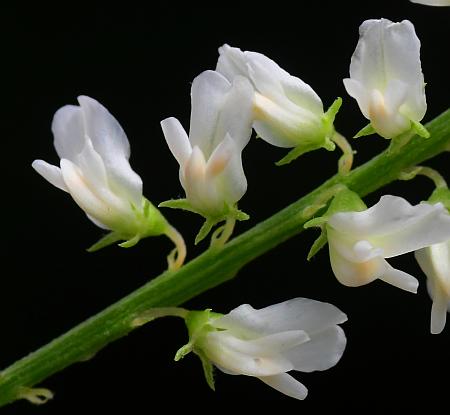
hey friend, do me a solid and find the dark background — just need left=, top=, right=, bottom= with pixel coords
left=2, top=1, right=450, bottom=412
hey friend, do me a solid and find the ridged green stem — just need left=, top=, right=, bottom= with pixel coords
left=1, top=110, right=449, bottom=407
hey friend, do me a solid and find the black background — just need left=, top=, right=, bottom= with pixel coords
left=2, top=1, right=450, bottom=412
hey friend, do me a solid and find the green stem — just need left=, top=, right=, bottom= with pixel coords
left=1, top=109, right=450, bottom=407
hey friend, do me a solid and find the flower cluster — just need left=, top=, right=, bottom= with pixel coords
left=30, top=11, right=450, bottom=405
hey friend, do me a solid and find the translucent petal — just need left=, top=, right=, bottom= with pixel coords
left=189, top=70, right=231, bottom=157
left=258, top=373, right=308, bottom=400
left=205, top=134, right=235, bottom=178
left=328, top=196, right=450, bottom=257
left=286, top=326, right=347, bottom=372
left=77, top=96, right=142, bottom=207
left=160, top=117, right=191, bottom=167
left=51, top=105, right=85, bottom=161
left=215, top=298, right=347, bottom=337
left=32, top=160, right=68, bottom=192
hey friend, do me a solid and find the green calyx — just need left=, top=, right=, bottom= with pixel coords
left=160, top=199, right=249, bottom=244
left=428, top=187, right=450, bottom=212
left=276, top=97, right=342, bottom=166
left=174, top=309, right=223, bottom=391
left=87, top=198, right=169, bottom=252
left=304, top=188, right=366, bottom=259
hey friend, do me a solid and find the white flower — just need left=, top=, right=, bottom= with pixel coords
left=216, top=44, right=340, bottom=165
left=327, top=196, right=450, bottom=292
left=181, top=298, right=347, bottom=400
left=161, top=70, right=254, bottom=219
left=343, top=19, right=427, bottom=139
left=410, top=0, right=450, bottom=5
left=415, top=240, right=450, bottom=333
left=32, top=96, right=171, bottom=251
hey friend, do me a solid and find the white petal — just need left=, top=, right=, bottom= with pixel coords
left=32, top=160, right=69, bottom=192
left=430, top=287, right=448, bottom=334
left=410, top=0, right=450, bottom=5
left=382, top=20, right=426, bottom=121
left=205, top=134, right=235, bottom=178
left=189, top=70, right=231, bottom=157
left=343, top=78, right=370, bottom=118
left=416, top=243, right=450, bottom=333
left=86, top=213, right=110, bottom=230
left=160, top=117, right=191, bottom=167
left=210, top=135, right=247, bottom=206
left=378, top=262, right=418, bottom=293
left=207, top=330, right=309, bottom=356
left=215, top=298, right=347, bottom=337
left=77, top=96, right=143, bottom=207
left=216, top=44, right=249, bottom=81
left=51, top=105, right=85, bottom=161
left=280, top=74, right=323, bottom=115
left=212, top=75, right=254, bottom=152
left=349, top=19, right=390, bottom=90
left=286, top=326, right=347, bottom=372
left=348, top=19, right=426, bottom=124
left=60, top=158, right=109, bottom=222
left=328, top=196, right=450, bottom=257
left=205, top=332, right=293, bottom=376
left=258, top=373, right=308, bottom=400
left=243, top=50, right=291, bottom=100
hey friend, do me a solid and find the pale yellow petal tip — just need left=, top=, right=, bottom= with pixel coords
left=17, top=386, right=54, bottom=405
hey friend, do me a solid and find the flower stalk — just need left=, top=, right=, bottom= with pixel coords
left=0, top=109, right=449, bottom=408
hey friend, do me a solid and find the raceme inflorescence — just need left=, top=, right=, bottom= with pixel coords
left=3, top=8, right=450, bottom=408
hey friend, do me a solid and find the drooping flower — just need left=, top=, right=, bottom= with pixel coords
left=415, top=241, right=450, bottom=334
left=216, top=44, right=341, bottom=165
left=160, top=70, right=254, bottom=242
left=343, top=19, right=428, bottom=139
left=175, top=298, right=347, bottom=400
left=306, top=190, right=450, bottom=292
left=32, top=96, right=185, bottom=265
left=410, top=0, right=450, bottom=5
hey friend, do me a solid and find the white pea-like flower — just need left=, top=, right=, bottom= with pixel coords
left=177, top=298, right=347, bottom=400
left=32, top=96, right=184, bottom=261
left=160, top=70, right=254, bottom=231
left=415, top=241, right=450, bottom=334
left=410, top=0, right=450, bottom=5
left=326, top=196, right=450, bottom=292
left=216, top=44, right=341, bottom=165
left=343, top=19, right=427, bottom=139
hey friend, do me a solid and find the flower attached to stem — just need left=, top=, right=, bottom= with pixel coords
left=216, top=44, right=342, bottom=166
left=305, top=188, right=450, bottom=292
left=344, top=19, right=429, bottom=141
left=175, top=298, right=347, bottom=400
left=32, top=96, right=186, bottom=269
left=401, top=166, right=450, bottom=333
left=160, top=70, right=254, bottom=244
